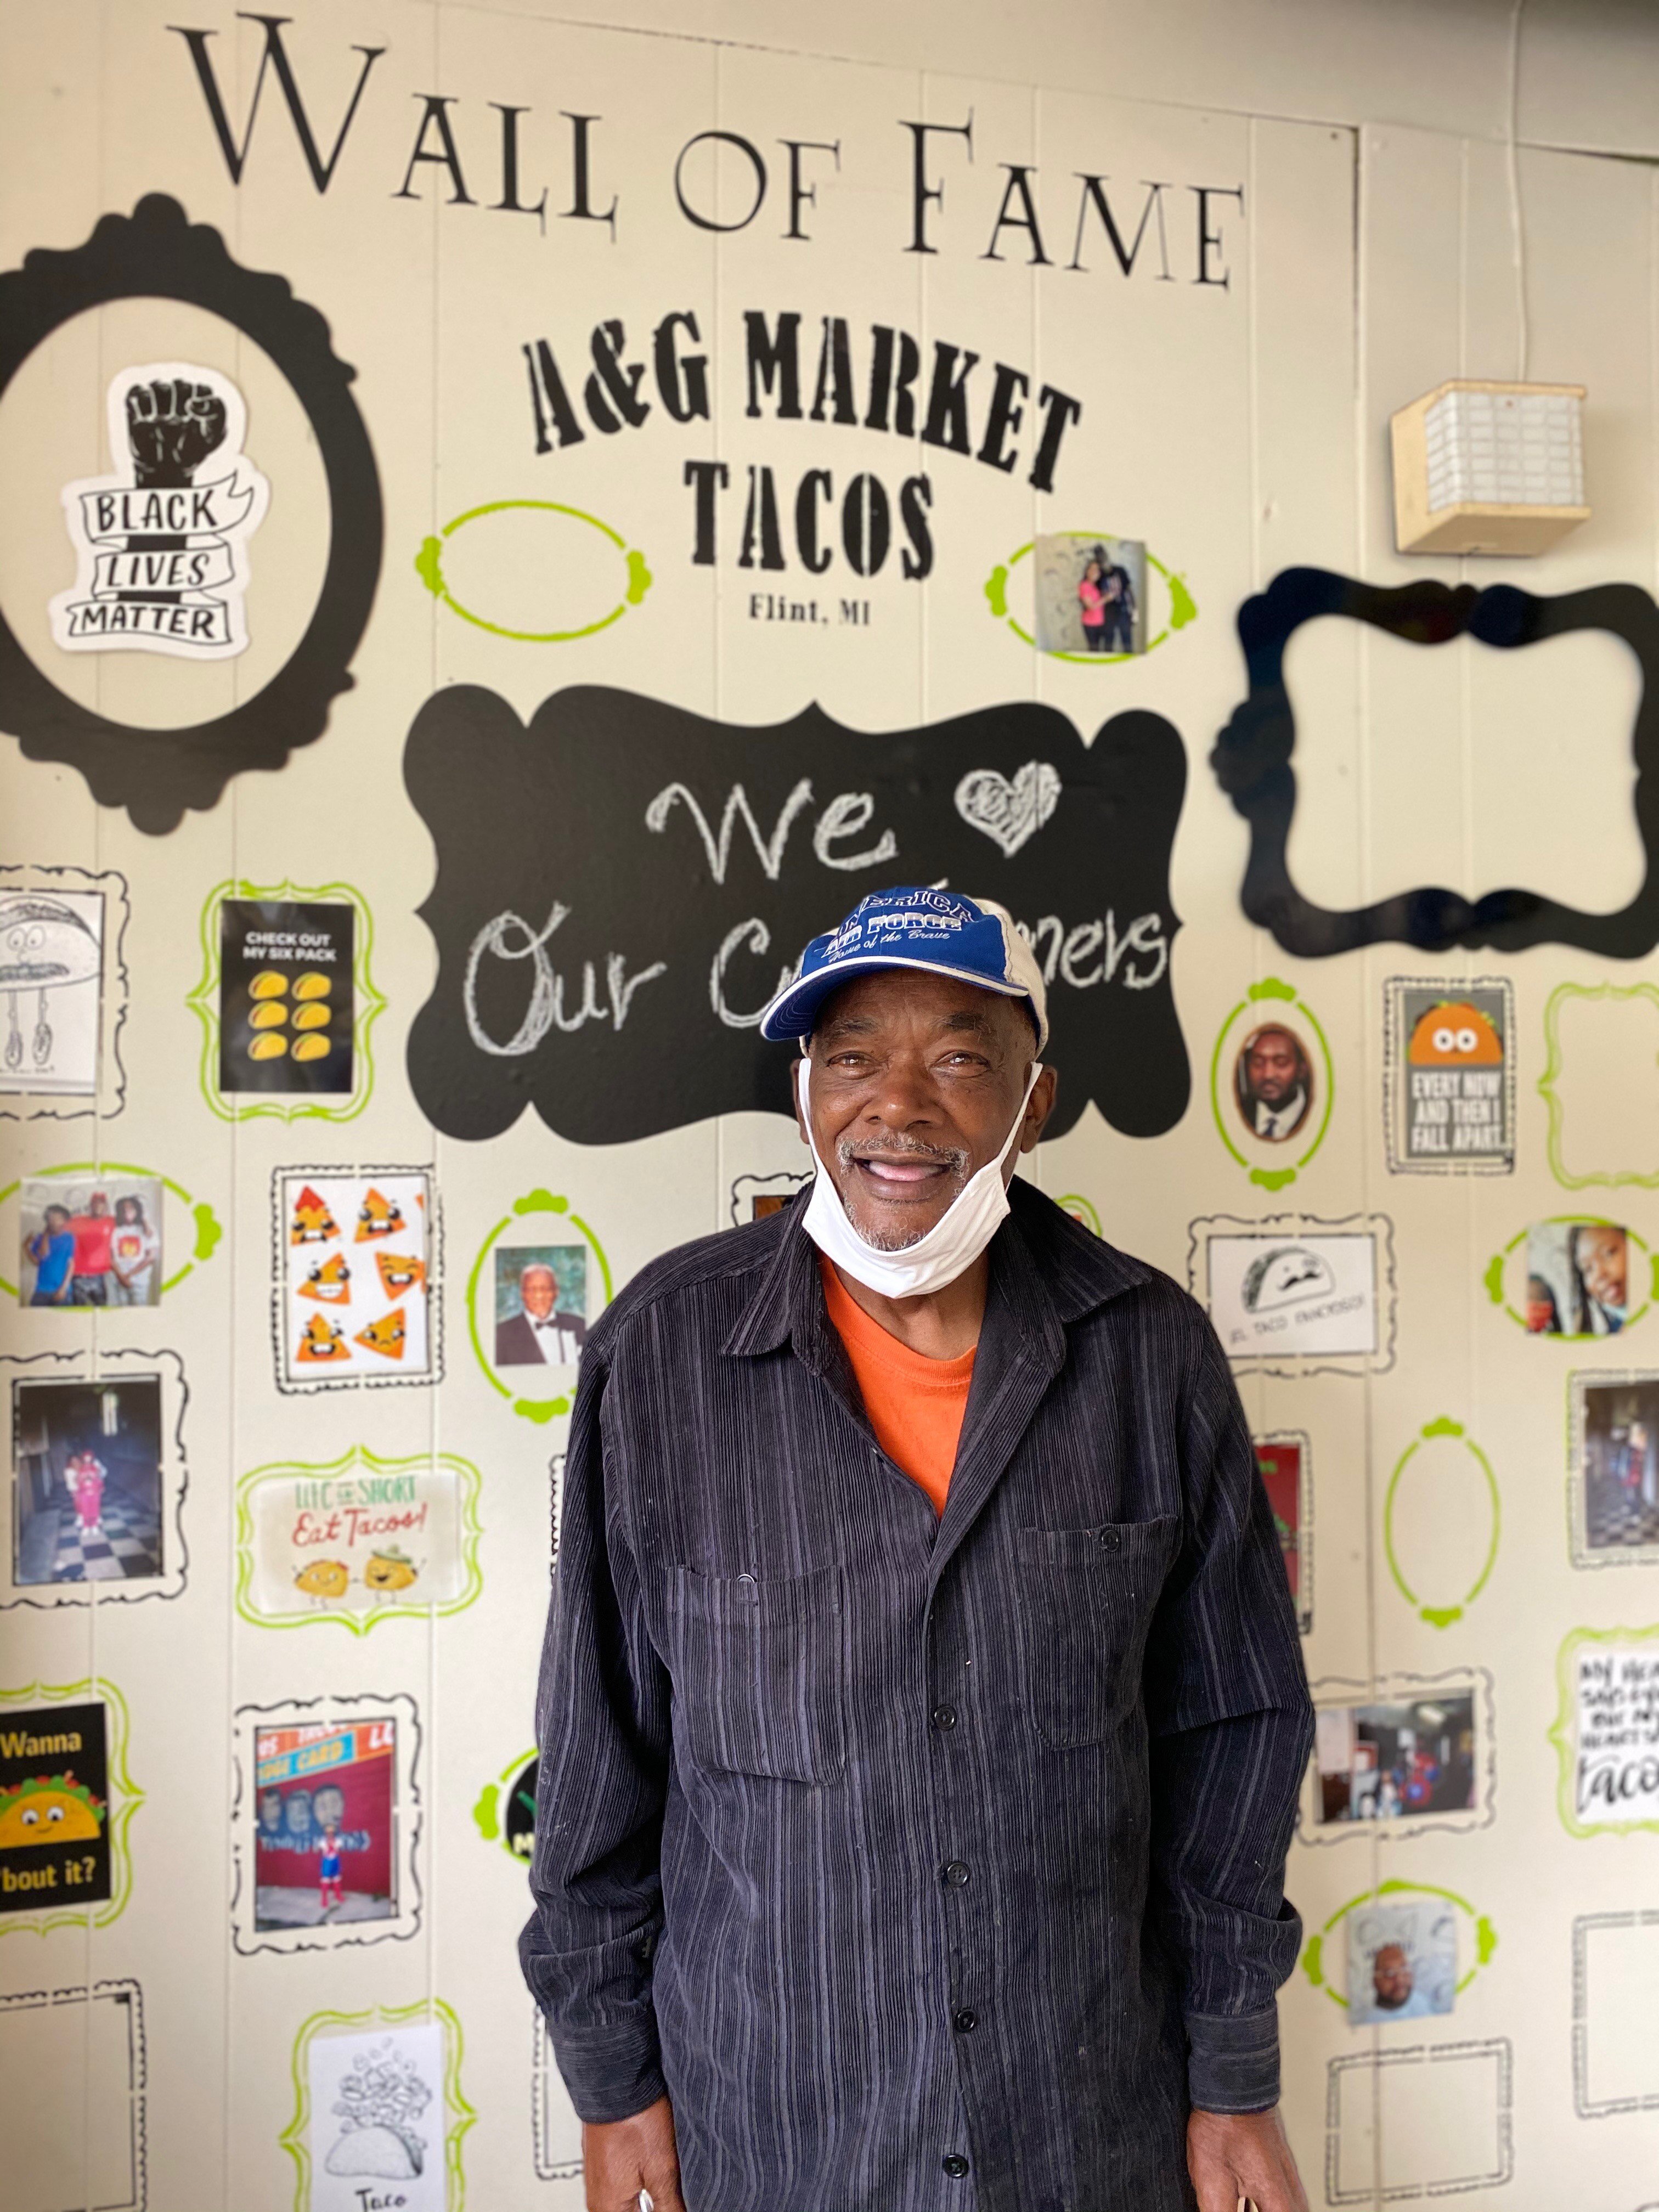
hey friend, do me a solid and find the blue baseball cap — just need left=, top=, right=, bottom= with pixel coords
left=759, top=888, right=1049, bottom=1051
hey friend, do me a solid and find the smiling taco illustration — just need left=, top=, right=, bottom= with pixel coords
left=363, top=1547, right=419, bottom=1593
left=291, top=1186, right=339, bottom=1244
left=294, top=1559, right=351, bottom=1599
left=299, top=1251, right=352, bottom=1305
left=354, top=1308, right=407, bottom=1360
left=1408, top=1000, right=1503, bottom=1064
left=354, top=1187, right=406, bottom=1242
left=296, top=1312, right=348, bottom=1362
left=0, top=1771, right=104, bottom=1849
left=375, top=1251, right=425, bottom=1300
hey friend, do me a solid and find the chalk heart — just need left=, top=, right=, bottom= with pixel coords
left=954, top=761, right=1061, bottom=859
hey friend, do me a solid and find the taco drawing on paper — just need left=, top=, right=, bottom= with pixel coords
left=291, top=1186, right=339, bottom=1244
left=1407, top=1000, right=1503, bottom=1065
left=354, top=1308, right=407, bottom=1360
left=355, top=1187, right=405, bottom=1242
left=1240, top=1245, right=1336, bottom=1314
left=0, top=1773, right=104, bottom=1849
left=294, top=1559, right=351, bottom=1599
left=296, top=1311, right=348, bottom=1362
left=363, top=1546, right=419, bottom=1592
left=298, top=1251, right=351, bottom=1304
left=375, top=1251, right=425, bottom=1300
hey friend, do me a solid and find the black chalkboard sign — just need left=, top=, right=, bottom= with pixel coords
left=404, top=686, right=1188, bottom=1146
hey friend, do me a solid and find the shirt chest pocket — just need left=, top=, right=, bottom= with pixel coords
left=669, top=1562, right=847, bottom=1785
left=1014, top=1516, right=1181, bottom=1750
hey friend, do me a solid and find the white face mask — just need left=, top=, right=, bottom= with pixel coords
left=797, top=1053, right=1043, bottom=1299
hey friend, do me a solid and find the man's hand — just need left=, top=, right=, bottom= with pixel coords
left=1187, top=2106, right=1308, bottom=2212
left=583, top=2094, right=685, bottom=2212
left=125, top=379, right=227, bottom=487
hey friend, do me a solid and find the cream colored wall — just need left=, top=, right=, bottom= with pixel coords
left=3, top=4, right=1658, bottom=2208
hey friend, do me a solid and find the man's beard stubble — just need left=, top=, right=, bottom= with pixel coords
left=833, top=1129, right=970, bottom=1251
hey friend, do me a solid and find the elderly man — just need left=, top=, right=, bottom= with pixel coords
left=498, top=1261, right=588, bottom=1366
left=523, top=887, right=1313, bottom=2212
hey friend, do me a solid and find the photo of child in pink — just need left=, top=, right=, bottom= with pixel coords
left=66, top=1449, right=106, bottom=1537
left=1077, top=558, right=1109, bottom=651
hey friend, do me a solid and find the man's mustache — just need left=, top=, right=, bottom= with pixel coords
left=836, top=1130, right=970, bottom=1176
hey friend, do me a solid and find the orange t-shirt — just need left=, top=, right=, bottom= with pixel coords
left=819, top=1258, right=975, bottom=1516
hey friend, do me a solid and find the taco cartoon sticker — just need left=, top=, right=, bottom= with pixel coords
left=275, top=1171, right=438, bottom=1392
left=1387, top=980, right=1514, bottom=1174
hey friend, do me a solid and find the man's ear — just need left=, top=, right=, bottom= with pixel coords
left=1020, top=1065, right=1058, bottom=1154
left=792, top=1052, right=811, bottom=1149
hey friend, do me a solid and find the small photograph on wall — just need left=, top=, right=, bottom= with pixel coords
left=219, top=898, right=354, bottom=1096
left=1571, top=1371, right=1659, bottom=1562
left=1384, top=979, right=1514, bottom=1174
left=1313, top=1690, right=1477, bottom=1824
left=254, top=1720, right=397, bottom=1931
left=1233, top=1020, right=1316, bottom=1146
left=12, top=1374, right=164, bottom=1587
left=1033, top=534, right=1147, bottom=656
left=1528, top=1221, right=1633, bottom=1338
left=493, top=1244, right=587, bottom=1369
left=19, top=1175, right=161, bottom=1308
left=1254, top=1432, right=1312, bottom=1633
left=0, top=888, right=104, bottom=1099
left=1346, top=1899, right=1457, bottom=2027
left=273, top=1169, right=438, bottom=1392
left=0, top=1697, right=110, bottom=1912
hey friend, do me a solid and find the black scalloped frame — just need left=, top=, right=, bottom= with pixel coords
left=0, top=195, right=382, bottom=836
left=1211, top=566, right=1659, bottom=956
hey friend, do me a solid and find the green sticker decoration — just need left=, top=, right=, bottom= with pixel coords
left=1384, top=1417, right=1501, bottom=1629
left=471, top=1746, right=539, bottom=1863
left=1300, top=1879, right=1499, bottom=2007
left=1207, top=977, right=1335, bottom=1193
left=0, top=1160, right=220, bottom=1298
left=983, top=531, right=1195, bottom=661
left=467, top=1189, right=613, bottom=1424
left=1539, top=981, right=1659, bottom=1190
left=417, top=498, right=652, bottom=642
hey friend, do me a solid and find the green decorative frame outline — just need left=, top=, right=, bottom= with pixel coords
left=188, top=878, right=385, bottom=1126
left=281, top=1995, right=475, bottom=2212
left=1301, top=1879, right=1499, bottom=2008
left=1482, top=1216, right=1654, bottom=1336
left=234, top=1444, right=484, bottom=1637
left=0, top=1159, right=221, bottom=1298
left=1539, top=981, right=1659, bottom=1190
left=416, top=499, right=652, bottom=643
left=1056, top=1193, right=1102, bottom=1237
left=1549, top=1622, right=1659, bottom=1837
left=467, top=1190, right=613, bottom=1425
left=1207, top=977, right=1335, bottom=1193
left=471, top=1745, right=538, bottom=1861
left=982, top=532, right=1197, bottom=662
left=0, top=1677, right=143, bottom=1938
left=1384, top=1417, right=1500, bottom=1629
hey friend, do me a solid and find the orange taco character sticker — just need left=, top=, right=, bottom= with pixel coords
left=354, top=1308, right=407, bottom=1360
left=375, top=1250, right=426, bottom=1300
left=355, top=1187, right=406, bottom=1241
left=1408, top=1001, right=1503, bottom=1064
left=298, top=1251, right=352, bottom=1304
left=294, top=1559, right=351, bottom=1599
left=363, top=1546, right=419, bottom=1592
left=291, top=1185, right=339, bottom=1244
left=0, top=1773, right=104, bottom=1849
left=296, top=1312, right=348, bottom=1363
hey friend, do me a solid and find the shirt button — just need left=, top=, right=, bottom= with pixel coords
left=952, top=2007, right=978, bottom=2033
left=1097, top=1526, right=1121, bottom=1550
left=941, top=1860, right=970, bottom=1888
left=943, top=2154, right=970, bottom=2179
left=932, top=1704, right=958, bottom=1731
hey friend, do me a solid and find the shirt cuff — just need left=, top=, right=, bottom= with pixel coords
left=548, top=2024, right=669, bottom=2125
left=1185, top=2005, right=1280, bottom=2114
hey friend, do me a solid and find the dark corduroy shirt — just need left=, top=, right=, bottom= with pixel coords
left=521, top=1182, right=1313, bottom=2212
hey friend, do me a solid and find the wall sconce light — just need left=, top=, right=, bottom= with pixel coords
left=1391, top=380, right=1588, bottom=556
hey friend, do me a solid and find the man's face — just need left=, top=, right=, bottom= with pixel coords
left=258, top=1791, right=283, bottom=1833
left=794, top=972, right=1054, bottom=1252
left=1372, top=1944, right=1413, bottom=2009
left=284, top=1793, right=312, bottom=1837
left=521, top=1267, right=556, bottom=1320
left=1576, top=1224, right=1627, bottom=1307
left=1246, top=1030, right=1300, bottom=1107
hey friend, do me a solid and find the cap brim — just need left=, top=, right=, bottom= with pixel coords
left=759, top=953, right=1037, bottom=1042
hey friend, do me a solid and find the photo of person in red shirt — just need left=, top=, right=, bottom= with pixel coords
left=67, top=1189, right=114, bottom=1306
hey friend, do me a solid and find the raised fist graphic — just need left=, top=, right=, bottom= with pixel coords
left=125, top=378, right=228, bottom=488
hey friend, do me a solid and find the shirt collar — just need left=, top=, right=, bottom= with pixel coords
left=721, top=1177, right=1154, bottom=1364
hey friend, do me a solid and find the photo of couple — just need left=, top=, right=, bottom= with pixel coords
left=1033, top=534, right=1148, bottom=657
left=20, top=1176, right=162, bottom=1307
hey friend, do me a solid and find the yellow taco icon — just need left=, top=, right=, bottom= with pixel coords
left=250, top=970, right=289, bottom=1000
left=294, top=1559, right=351, bottom=1598
left=293, top=1035, right=331, bottom=1063
left=295, top=972, right=332, bottom=1001
left=294, top=1003, right=330, bottom=1031
left=250, top=1033, right=289, bottom=1060
left=363, top=1547, right=419, bottom=1592
left=251, top=1001, right=289, bottom=1030
left=0, top=1773, right=104, bottom=1849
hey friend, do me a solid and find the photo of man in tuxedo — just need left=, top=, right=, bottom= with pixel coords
left=496, top=1256, right=588, bottom=1367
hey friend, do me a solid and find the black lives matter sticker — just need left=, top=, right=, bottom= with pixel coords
left=0, top=1700, right=110, bottom=1914
left=220, top=900, right=354, bottom=1096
